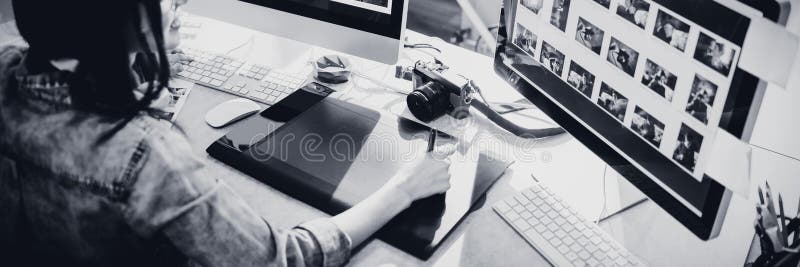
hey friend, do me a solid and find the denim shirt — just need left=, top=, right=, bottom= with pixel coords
left=0, top=46, right=351, bottom=267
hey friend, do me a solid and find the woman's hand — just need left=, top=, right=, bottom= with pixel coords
left=167, top=49, right=192, bottom=76
left=385, top=152, right=453, bottom=205
left=331, top=147, right=455, bottom=248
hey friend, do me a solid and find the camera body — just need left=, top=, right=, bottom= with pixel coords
left=406, top=60, right=473, bottom=122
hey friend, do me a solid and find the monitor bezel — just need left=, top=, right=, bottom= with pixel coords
left=238, top=0, right=405, bottom=39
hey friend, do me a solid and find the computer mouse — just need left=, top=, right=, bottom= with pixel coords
left=205, top=98, right=261, bottom=128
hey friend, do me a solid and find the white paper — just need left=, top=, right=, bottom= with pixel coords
left=705, top=130, right=752, bottom=197
left=739, top=17, right=799, bottom=88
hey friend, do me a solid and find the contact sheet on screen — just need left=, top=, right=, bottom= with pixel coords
left=510, top=0, right=749, bottom=181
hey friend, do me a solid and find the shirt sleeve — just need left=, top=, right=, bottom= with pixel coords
left=122, top=131, right=352, bottom=267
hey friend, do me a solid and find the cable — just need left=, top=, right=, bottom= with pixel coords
left=225, top=35, right=255, bottom=56
left=471, top=99, right=565, bottom=139
left=403, top=43, right=442, bottom=53
left=595, top=164, right=609, bottom=224
left=351, top=71, right=411, bottom=95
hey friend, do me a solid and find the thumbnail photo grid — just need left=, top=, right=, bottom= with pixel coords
left=510, top=0, right=743, bottom=178
left=514, top=23, right=539, bottom=57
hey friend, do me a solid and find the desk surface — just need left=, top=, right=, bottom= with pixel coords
left=0, top=12, right=777, bottom=266
left=169, top=15, right=770, bottom=267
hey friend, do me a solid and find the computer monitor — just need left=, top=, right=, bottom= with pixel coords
left=494, top=0, right=768, bottom=240
left=184, top=0, right=408, bottom=64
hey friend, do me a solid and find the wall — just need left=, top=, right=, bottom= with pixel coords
left=0, top=0, right=12, bottom=22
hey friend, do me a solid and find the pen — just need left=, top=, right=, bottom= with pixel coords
left=427, top=129, right=437, bottom=152
left=780, top=194, right=788, bottom=246
left=758, top=187, right=765, bottom=205
left=766, top=182, right=776, bottom=215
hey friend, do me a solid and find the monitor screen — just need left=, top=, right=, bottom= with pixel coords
left=494, top=0, right=763, bottom=239
left=239, top=0, right=405, bottom=39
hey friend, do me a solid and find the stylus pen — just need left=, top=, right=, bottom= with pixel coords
left=427, top=129, right=437, bottom=152
left=779, top=194, right=788, bottom=246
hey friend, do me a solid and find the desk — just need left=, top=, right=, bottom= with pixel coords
left=0, top=13, right=762, bottom=266
left=171, top=15, right=766, bottom=266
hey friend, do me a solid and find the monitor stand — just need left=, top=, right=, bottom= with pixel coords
left=595, top=165, right=649, bottom=222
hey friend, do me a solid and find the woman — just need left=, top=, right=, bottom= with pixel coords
left=0, top=0, right=452, bottom=266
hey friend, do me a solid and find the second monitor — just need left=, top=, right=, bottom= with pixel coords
left=184, top=0, right=408, bottom=64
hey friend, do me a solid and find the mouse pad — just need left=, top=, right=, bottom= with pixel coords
left=207, top=98, right=511, bottom=259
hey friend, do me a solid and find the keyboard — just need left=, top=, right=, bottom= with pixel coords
left=493, top=184, right=645, bottom=267
left=177, top=48, right=309, bottom=105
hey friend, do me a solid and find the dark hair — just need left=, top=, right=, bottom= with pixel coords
left=13, top=0, right=171, bottom=141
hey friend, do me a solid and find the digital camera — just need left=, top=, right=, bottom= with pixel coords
left=406, top=60, right=474, bottom=122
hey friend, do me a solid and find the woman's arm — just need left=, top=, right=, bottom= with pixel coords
left=125, top=133, right=451, bottom=267
left=332, top=153, right=451, bottom=247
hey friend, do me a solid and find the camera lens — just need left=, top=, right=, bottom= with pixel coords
left=406, top=81, right=449, bottom=122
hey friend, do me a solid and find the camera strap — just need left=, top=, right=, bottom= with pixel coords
left=471, top=99, right=565, bottom=139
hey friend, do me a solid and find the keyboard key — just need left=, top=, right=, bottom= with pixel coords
left=570, top=243, right=582, bottom=254
left=554, top=229, right=567, bottom=238
left=212, top=73, right=229, bottom=81
left=558, top=245, right=570, bottom=254
left=267, top=95, right=278, bottom=103
left=532, top=210, right=545, bottom=218
left=520, top=211, right=532, bottom=219
left=586, top=258, right=599, bottom=266
left=550, top=237, right=562, bottom=247
left=495, top=202, right=511, bottom=213
left=578, top=251, right=591, bottom=260
left=240, top=89, right=249, bottom=95
left=210, top=79, right=223, bottom=87
left=592, top=251, right=606, bottom=260
left=199, top=77, right=212, bottom=84
left=504, top=198, right=518, bottom=207
left=541, top=231, right=554, bottom=240
left=546, top=210, right=558, bottom=219
left=534, top=224, right=547, bottom=233
left=513, top=205, right=525, bottom=213
left=252, top=92, right=268, bottom=100
left=505, top=211, right=520, bottom=222
left=513, top=219, right=530, bottom=231
left=521, top=190, right=537, bottom=200
left=514, top=195, right=528, bottom=204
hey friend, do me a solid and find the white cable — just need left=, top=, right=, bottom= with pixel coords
left=225, top=35, right=255, bottom=56
left=489, top=101, right=539, bottom=110
left=352, top=71, right=411, bottom=95
left=595, top=164, right=609, bottom=224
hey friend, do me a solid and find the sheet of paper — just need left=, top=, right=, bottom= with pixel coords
left=739, top=17, right=799, bottom=88
left=705, top=130, right=752, bottom=198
